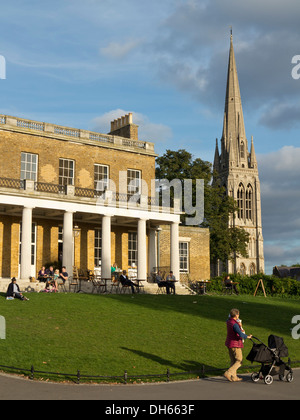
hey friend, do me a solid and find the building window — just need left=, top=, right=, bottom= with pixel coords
left=127, top=169, right=141, bottom=198
left=128, top=232, right=137, bottom=266
left=59, top=158, right=74, bottom=186
left=58, top=226, right=63, bottom=262
left=237, top=183, right=245, bottom=219
left=94, top=164, right=109, bottom=193
left=19, top=222, right=36, bottom=267
left=249, top=263, right=256, bottom=276
left=179, top=242, right=189, bottom=273
left=245, top=184, right=253, bottom=220
left=94, top=228, right=102, bottom=267
left=240, top=263, right=246, bottom=276
left=21, top=152, right=38, bottom=181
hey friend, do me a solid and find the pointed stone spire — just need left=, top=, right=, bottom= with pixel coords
left=221, top=33, right=246, bottom=160
left=213, top=138, right=220, bottom=172
left=250, top=135, right=257, bottom=168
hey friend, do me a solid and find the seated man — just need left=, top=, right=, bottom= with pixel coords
left=224, top=275, right=239, bottom=295
left=6, top=277, right=29, bottom=301
left=119, top=270, right=139, bottom=294
left=155, top=270, right=171, bottom=294
left=57, top=266, right=68, bottom=287
left=166, top=271, right=176, bottom=295
left=59, top=266, right=68, bottom=283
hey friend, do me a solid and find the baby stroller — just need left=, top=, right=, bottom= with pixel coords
left=246, top=335, right=293, bottom=385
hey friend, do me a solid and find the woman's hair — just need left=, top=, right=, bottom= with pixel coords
left=229, top=308, right=240, bottom=318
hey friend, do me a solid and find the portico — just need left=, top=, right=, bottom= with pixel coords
left=0, top=190, right=181, bottom=281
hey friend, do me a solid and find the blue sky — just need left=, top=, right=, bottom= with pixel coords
left=1, top=0, right=300, bottom=274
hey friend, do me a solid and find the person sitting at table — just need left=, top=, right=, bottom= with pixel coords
left=119, top=270, right=139, bottom=294
left=58, top=266, right=68, bottom=284
left=155, top=270, right=171, bottom=294
left=166, top=271, right=176, bottom=295
left=51, top=269, right=60, bottom=292
left=44, top=265, right=54, bottom=289
left=45, top=265, right=54, bottom=277
left=38, top=266, right=47, bottom=282
left=224, top=275, right=239, bottom=295
left=111, top=262, right=119, bottom=281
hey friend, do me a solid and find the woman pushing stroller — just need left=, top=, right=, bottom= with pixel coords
left=224, top=308, right=253, bottom=382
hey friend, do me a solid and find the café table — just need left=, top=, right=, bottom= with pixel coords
left=197, top=280, right=211, bottom=295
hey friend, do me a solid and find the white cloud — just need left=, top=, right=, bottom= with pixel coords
left=258, top=146, right=300, bottom=272
left=100, top=39, right=142, bottom=60
left=91, top=109, right=173, bottom=143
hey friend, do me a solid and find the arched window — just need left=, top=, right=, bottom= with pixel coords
left=237, top=183, right=245, bottom=219
left=249, top=263, right=256, bottom=276
left=240, top=263, right=246, bottom=276
left=245, top=184, right=253, bottom=220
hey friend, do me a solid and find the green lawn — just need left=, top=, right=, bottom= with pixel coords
left=0, top=292, right=300, bottom=382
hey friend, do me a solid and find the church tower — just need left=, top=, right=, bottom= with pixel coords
left=213, top=33, right=264, bottom=275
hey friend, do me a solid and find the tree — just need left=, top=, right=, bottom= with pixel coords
left=155, top=149, right=249, bottom=265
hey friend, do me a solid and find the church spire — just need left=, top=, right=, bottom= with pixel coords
left=250, top=135, right=257, bottom=168
left=213, top=138, right=220, bottom=172
left=221, top=33, right=246, bottom=160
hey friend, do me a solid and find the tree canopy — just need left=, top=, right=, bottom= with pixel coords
left=155, top=149, right=249, bottom=265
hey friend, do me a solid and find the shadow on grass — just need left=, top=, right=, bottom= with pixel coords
left=121, top=346, right=222, bottom=375
left=94, top=293, right=300, bottom=340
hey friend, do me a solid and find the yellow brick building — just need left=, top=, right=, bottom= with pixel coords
left=0, top=113, right=210, bottom=285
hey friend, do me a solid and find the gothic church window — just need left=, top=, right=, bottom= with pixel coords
left=245, top=184, right=253, bottom=220
left=240, top=263, right=246, bottom=276
left=237, top=183, right=245, bottom=219
left=249, top=263, right=256, bottom=276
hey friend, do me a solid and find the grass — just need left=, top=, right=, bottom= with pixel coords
left=0, top=292, right=300, bottom=382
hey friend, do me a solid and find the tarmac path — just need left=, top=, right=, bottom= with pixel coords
left=0, top=369, right=299, bottom=401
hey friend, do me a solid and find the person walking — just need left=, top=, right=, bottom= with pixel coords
left=224, top=308, right=252, bottom=382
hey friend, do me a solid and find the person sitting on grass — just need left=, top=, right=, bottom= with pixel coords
left=6, top=277, right=29, bottom=301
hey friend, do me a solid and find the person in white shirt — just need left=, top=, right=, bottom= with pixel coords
left=6, top=278, right=29, bottom=301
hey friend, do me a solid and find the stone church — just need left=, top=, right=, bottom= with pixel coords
left=213, top=34, right=265, bottom=276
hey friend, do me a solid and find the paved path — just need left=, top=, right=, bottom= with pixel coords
left=0, top=369, right=299, bottom=401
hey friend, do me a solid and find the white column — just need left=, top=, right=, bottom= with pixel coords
left=101, top=215, right=111, bottom=279
left=20, top=206, right=33, bottom=280
left=170, top=221, right=180, bottom=281
left=137, top=218, right=147, bottom=280
left=63, top=211, right=74, bottom=277
left=148, top=228, right=157, bottom=273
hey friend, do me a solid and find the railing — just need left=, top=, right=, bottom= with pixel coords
left=0, top=114, right=154, bottom=153
left=75, top=187, right=103, bottom=198
left=0, top=177, right=177, bottom=212
left=34, top=182, right=65, bottom=194
left=0, top=177, right=24, bottom=189
left=0, top=360, right=299, bottom=384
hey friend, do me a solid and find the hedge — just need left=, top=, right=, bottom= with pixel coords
left=205, top=273, right=300, bottom=297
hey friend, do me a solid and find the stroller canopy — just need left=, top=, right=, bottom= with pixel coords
left=268, top=335, right=289, bottom=357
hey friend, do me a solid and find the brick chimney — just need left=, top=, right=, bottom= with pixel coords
left=109, top=113, right=139, bottom=140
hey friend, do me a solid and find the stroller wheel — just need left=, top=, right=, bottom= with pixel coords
left=251, top=373, right=260, bottom=383
left=286, top=372, right=293, bottom=383
left=264, top=375, right=273, bottom=385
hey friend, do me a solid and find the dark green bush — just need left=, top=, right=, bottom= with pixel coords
left=207, top=273, right=300, bottom=297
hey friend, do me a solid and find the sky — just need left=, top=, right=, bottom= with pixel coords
left=0, top=0, right=300, bottom=274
